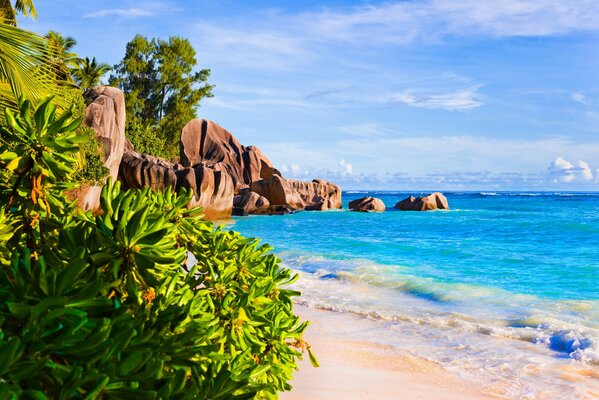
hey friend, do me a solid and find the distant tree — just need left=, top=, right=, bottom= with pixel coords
left=110, top=34, right=213, bottom=158
left=0, top=0, right=36, bottom=25
left=45, top=30, right=78, bottom=82
left=71, top=56, right=111, bottom=89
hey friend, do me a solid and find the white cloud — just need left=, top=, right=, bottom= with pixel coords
left=83, top=8, right=153, bottom=18
left=548, top=157, right=594, bottom=183
left=571, top=92, right=591, bottom=107
left=290, top=163, right=302, bottom=175
left=189, top=1, right=599, bottom=75
left=263, top=136, right=599, bottom=186
left=389, top=88, right=483, bottom=111
left=339, top=159, right=353, bottom=175
left=301, top=0, right=599, bottom=45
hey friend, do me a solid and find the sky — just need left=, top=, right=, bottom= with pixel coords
left=23, top=0, right=599, bottom=190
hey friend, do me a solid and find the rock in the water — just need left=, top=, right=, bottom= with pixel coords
left=395, top=192, right=449, bottom=211
left=233, top=190, right=270, bottom=215
left=75, top=86, right=126, bottom=210
left=348, top=196, right=386, bottom=212
left=180, top=119, right=276, bottom=191
left=250, top=174, right=306, bottom=210
left=288, top=179, right=342, bottom=211
left=175, top=165, right=234, bottom=220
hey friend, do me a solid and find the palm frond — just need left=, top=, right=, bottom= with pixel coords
left=0, top=22, right=53, bottom=99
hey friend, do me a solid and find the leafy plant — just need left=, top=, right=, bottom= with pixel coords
left=0, top=96, right=315, bottom=399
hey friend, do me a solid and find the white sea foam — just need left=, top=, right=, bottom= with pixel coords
left=282, top=254, right=599, bottom=398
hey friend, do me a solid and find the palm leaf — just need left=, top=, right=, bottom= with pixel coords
left=0, top=22, right=53, bottom=99
left=0, top=0, right=37, bottom=25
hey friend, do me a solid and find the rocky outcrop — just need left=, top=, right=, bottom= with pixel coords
left=76, top=86, right=126, bottom=210
left=395, top=192, right=449, bottom=211
left=232, top=190, right=270, bottom=216
left=250, top=174, right=305, bottom=210
left=180, top=119, right=277, bottom=191
left=349, top=196, right=386, bottom=212
left=117, top=137, right=234, bottom=219
left=76, top=87, right=341, bottom=219
left=174, top=166, right=234, bottom=220
left=287, top=179, right=342, bottom=211
left=119, top=150, right=177, bottom=192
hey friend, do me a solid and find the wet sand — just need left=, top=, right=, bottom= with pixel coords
left=282, top=305, right=502, bottom=400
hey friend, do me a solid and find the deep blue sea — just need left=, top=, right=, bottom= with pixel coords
left=226, top=191, right=599, bottom=398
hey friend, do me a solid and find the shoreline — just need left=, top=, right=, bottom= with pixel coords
left=282, top=304, right=503, bottom=400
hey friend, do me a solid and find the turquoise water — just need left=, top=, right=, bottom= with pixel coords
left=231, top=191, right=599, bottom=301
left=226, top=191, right=599, bottom=398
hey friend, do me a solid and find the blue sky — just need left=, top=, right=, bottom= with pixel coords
left=24, top=1, right=599, bottom=190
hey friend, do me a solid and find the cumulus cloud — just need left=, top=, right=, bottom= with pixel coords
left=83, top=8, right=153, bottom=18
left=338, top=159, right=353, bottom=175
left=548, top=157, right=594, bottom=183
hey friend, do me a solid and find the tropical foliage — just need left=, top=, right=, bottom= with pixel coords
left=110, top=34, right=213, bottom=159
left=45, top=30, right=78, bottom=83
left=0, top=3, right=314, bottom=398
left=71, top=56, right=111, bottom=89
left=0, top=0, right=37, bottom=25
left=0, top=96, right=313, bottom=399
left=0, top=23, right=55, bottom=113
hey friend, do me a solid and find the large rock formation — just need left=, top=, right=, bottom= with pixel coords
left=180, top=119, right=342, bottom=214
left=395, top=192, right=449, bottom=211
left=349, top=196, right=386, bottom=212
left=78, top=88, right=341, bottom=219
left=175, top=166, right=234, bottom=220
left=232, top=190, right=270, bottom=216
left=75, top=86, right=126, bottom=210
left=287, top=179, right=342, bottom=211
left=250, top=174, right=306, bottom=210
left=118, top=140, right=234, bottom=220
left=180, top=119, right=277, bottom=191
left=119, top=150, right=177, bottom=192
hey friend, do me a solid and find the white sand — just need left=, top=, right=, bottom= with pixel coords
left=281, top=305, right=502, bottom=400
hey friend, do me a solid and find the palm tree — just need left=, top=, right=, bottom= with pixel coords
left=71, top=57, right=111, bottom=89
left=0, top=0, right=36, bottom=25
left=45, top=30, right=78, bottom=83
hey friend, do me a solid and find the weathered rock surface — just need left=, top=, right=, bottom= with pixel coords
left=394, top=192, right=449, bottom=211
left=232, top=190, right=270, bottom=216
left=119, top=151, right=177, bottom=192
left=180, top=119, right=277, bottom=192
left=175, top=166, right=234, bottom=220
left=250, top=174, right=305, bottom=210
left=288, top=179, right=342, bottom=211
left=250, top=176, right=342, bottom=212
left=349, top=196, right=386, bottom=212
left=76, top=86, right=126, bottom=210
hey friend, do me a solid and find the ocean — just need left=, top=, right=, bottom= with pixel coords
left=226, top=191, right=599, bottom=399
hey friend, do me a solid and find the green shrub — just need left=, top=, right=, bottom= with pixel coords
left=125, top=118, right=170, bottom=159
left=0, top=96, right=314, bottom=399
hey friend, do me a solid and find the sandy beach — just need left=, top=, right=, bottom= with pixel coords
left=282, top=305, right=502, bottom=400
